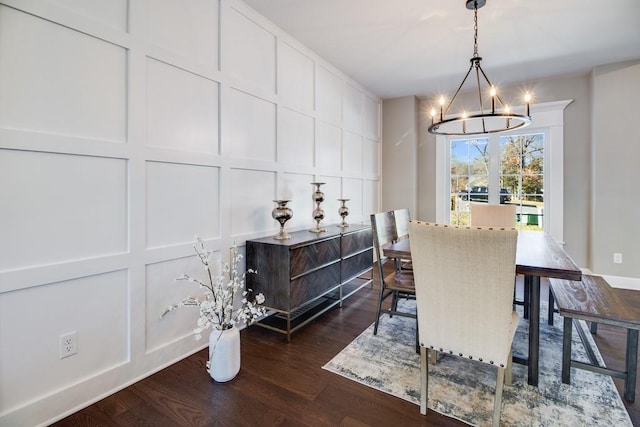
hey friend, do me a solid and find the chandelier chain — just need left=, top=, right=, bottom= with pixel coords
left=473, top=3, right=479, bottom=57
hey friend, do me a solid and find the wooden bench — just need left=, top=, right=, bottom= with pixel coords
left=549, top=275, right=640, bottom=401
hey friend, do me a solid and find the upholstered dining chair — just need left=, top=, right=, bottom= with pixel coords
left=470, top=203, right=516, bottom=228
left=470, top=203, right=556, bottom=322
left=370, top=211, right=416, bottom=338
left=408, top=222, right=519, bottom=427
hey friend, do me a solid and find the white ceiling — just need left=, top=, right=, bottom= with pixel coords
left=241, top=0, right=640, bottom=99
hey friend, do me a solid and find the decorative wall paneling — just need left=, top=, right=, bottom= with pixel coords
left=0, top=0, right=380, bottom=425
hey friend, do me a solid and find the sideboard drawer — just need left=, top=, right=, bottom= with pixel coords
left=342, top=248, right=373, bottom=282
left=290, top=262, right=341, bottom=310
left=341, top=228, right=373, bottom=257
left=290, top=238, right=340, bottom=278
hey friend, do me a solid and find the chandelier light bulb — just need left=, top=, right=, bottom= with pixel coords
left=524, top=92, right=531, bottom=116
left=490, top=86, right=497, bottom=113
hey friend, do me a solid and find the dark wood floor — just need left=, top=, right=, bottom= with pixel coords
left=53, top=269, right=640, bottom=427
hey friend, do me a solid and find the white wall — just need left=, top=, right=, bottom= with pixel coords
left=591, top=60, right=640, bottom=279
left=0, top=0, right=381, bottom=425
left=380, top=96, right=418, bottom=214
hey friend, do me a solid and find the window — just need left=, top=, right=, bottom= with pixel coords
left=435, top=100, right=571, bottom=242
left=449, top=133, right=544, bottom=230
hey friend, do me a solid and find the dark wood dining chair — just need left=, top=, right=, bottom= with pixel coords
left=393, top=208, right=413, bottom=272
left=393, top=208, right=411, bottom=240
left=370, top=211, right=416, bottom=339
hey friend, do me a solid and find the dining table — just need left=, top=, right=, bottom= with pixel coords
left=383, top=230, right=582, bottom=387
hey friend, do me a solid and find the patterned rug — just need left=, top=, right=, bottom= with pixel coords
left=323, top=300, right=632, bottom=426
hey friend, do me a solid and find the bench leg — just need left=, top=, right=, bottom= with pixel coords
left=590, top=321, right=598, bottom=334
left=548, top=290, right=554, bottom=326
left=562, top=317, right=572, bottom=384
left=624, top=329, right=638, bottom=401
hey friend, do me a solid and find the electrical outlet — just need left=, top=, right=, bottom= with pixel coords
left=613, top=253, right=623, bottom=264
left=59, top=331, right=78, bottom=359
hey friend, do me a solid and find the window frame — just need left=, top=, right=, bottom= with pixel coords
left=435, top=100, right=572, bottom=243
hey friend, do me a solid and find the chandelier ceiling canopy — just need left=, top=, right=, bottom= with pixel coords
left=428, top=0, right=532, bottom=136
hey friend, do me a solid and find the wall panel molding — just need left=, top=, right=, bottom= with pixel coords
left=0, top=0, right=380, bottom=424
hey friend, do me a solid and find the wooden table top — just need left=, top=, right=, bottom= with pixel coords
left=383, top=230, right=582, bottom=281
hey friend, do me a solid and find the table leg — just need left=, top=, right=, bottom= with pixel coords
left=625, top=329, right=638, bottom=401
left=523, top=279, right=530, bottom=319
left=527, top=274, right=540, bottom=386
left=562, top=317, right=572, bottom=384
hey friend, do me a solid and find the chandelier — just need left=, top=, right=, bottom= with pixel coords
left=428, top=0, right=531, bottom=136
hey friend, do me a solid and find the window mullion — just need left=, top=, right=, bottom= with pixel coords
left=488, top=135, right=500, bottom=204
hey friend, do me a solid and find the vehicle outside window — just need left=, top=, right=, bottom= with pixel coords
left=459, top=186, right=511, bottom=204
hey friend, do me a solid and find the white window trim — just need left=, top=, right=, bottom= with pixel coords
left=435, top=100, right=573, bottom=244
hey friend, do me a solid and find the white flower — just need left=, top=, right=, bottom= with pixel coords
left=161, top=239, right=267, bottom=337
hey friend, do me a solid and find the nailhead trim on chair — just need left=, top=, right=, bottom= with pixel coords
left=425, top=345, right=505, bottom=366
left=411, top=220, right=515, bottom=231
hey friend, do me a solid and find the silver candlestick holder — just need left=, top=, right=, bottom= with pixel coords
left=272, top=200, right=293, bottom=240
left=309, top=182, right=326, bottom=233
left=337, top=198, right=350, bottom=228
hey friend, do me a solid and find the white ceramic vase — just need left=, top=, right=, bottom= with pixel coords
left=208, top=326, right=240, bottom=382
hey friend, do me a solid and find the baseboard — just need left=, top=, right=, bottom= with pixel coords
left=584, top=270, right=640, bottom=290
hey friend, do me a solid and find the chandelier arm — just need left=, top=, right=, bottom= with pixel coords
left=476, top=63, right=505, bottom=106
left=474, top=63, right=484, bottom=114
left=445, top=62, right=475, bottom=115
left=473, top=64, right=487, bottom=133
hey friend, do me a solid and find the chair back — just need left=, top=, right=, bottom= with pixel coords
left=393, top=208, right=411, bottom=240
left=370, top=211, right=398, bottom=264
left=408, top=222, right=518, bottom=366
left=470, top=203, right=516, bottom=228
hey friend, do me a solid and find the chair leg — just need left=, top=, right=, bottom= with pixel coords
left=373, top=283, right=386, bottom=335
left=390, top=291, right=398, bottom=318
left=505, top=349, right=513, bottom=386
left=548, top=289, right=555, bottom=325
left=420, top=347, right=429, bottom=415
left=493, top=366, right=505, bottom=427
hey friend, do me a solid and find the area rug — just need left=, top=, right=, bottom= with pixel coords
left=323, top=300, right=632, bottom=426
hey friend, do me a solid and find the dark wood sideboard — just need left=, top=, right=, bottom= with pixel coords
left=246, top=224, right=373, bottom=340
